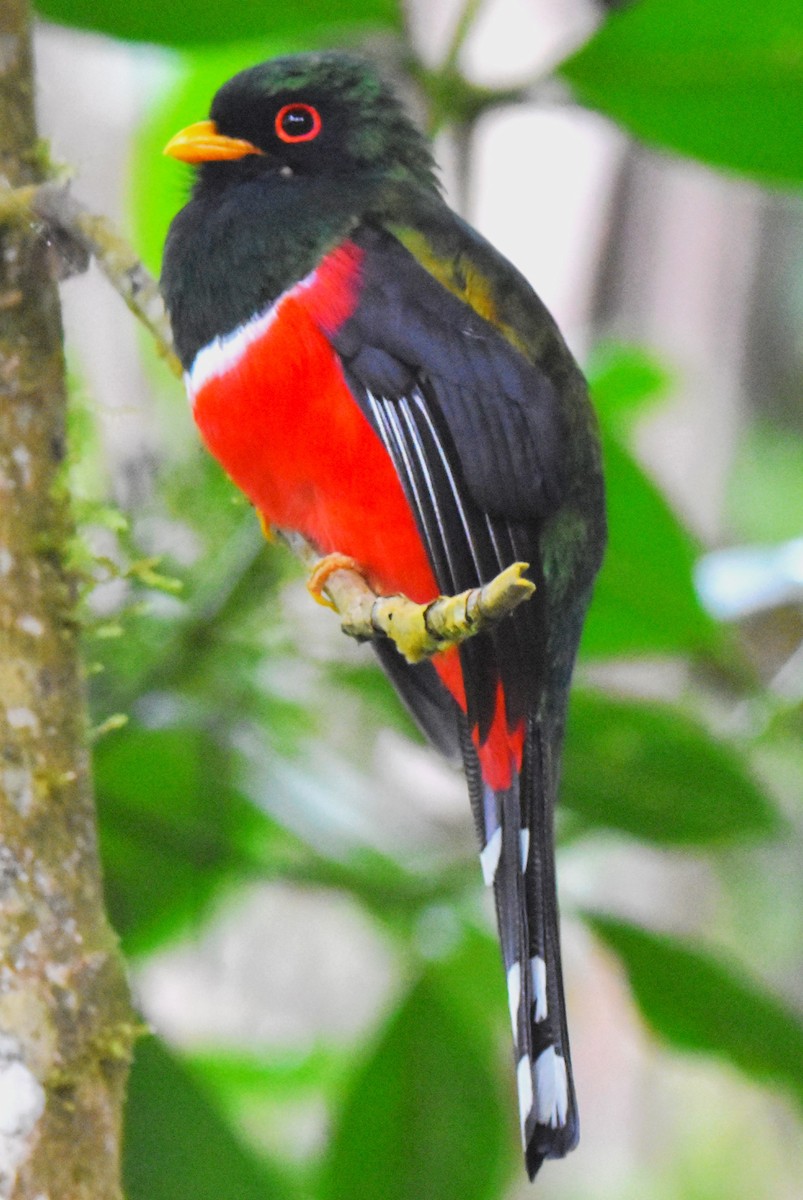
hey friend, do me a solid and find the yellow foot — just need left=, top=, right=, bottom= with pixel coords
left=307, top=553, right=365, bottom=609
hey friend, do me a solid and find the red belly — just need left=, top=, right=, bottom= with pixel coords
left=188, top=251, right=521, bottom=789
left=191, top=292, right=438, bottom=604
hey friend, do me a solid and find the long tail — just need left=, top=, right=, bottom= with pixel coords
left=466, top=711, right=578, bottom=1178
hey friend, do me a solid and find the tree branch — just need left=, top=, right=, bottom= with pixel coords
left=0, top=180, right=181, bottom=377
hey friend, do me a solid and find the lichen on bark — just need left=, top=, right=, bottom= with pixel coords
left=0, top=2, right=137, bottom=1197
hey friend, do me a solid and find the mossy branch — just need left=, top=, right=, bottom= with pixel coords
left=0, top=4, right=137, bottom=1195
left=0, top=180, right=535, bottom=661
left=0, top=180, right=181, bottom=376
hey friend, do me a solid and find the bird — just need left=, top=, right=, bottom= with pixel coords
left=161, top=50, right=606, bottom=1179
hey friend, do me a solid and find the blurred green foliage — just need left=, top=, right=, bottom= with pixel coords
left=41, top=0, right=803, bottom=1196
left=36, top=0, right=399, bottom=48
left=320, top=973, right=510, bottom=1200
left=728, top=421, right=803, bottom=542
left=124, top=1037, right=298, bottom=1199
left=562, top=693, right=779, bottom=845
left=589, top=916, right=803, bottom=1110
left=559, top=0, right=803, bottom=185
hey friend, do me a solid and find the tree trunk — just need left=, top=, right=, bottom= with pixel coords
left=0, top=3, right=137, bottom=1197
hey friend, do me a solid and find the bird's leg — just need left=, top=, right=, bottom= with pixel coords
left=307, top=552, right=367, bottom=609
left=310, top=555, right=535, bottom=664
left=268, top=525, right=535, bottom=661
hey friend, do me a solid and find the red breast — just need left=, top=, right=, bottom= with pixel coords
left=186, top=241, right=522, bottom=789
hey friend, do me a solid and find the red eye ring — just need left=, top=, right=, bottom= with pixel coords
left=275, top=103, right=322, bottom=144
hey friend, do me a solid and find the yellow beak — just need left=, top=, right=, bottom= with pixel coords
left=163, top=120, right=263, bottom=164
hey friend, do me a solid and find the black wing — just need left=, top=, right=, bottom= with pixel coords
left=328, top=223, right=567, bottom=740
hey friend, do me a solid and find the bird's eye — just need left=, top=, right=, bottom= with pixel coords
left=275, top=103, right=322, bottom=144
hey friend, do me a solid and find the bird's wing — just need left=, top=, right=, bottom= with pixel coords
left=335, top=223, right=569, bottom=523
left=327, top=222, right=564, bottom=742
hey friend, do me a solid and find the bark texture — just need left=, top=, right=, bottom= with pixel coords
left=0, top=3, right=137, bottom=1197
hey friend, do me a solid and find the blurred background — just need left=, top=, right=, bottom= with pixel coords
left=32, top=0, right=803, bottom=1197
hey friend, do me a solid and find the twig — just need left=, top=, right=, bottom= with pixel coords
left=334, top=560, right=535, bottom=663
left=1, top=182, right=536, bottom=661
left=0, top=181, right=181, bottom=376
left=280, top=531, right=534, bottom=663
left=442, top=0, right=486, bottom=75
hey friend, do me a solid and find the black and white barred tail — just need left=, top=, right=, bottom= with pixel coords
left=468, top=712, right=578, bottom=1177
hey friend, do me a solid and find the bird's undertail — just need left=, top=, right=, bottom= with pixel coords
left=469, top=711, right=578, bottom=1178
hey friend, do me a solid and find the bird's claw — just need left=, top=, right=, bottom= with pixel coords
left=307, top=553, right=365, bottom=609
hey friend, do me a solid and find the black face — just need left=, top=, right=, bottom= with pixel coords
left=203, top=53, right=436, bottom=191
left=163, top=54, right=438, bottom=366
left=210, top=87, right=348, bottom=180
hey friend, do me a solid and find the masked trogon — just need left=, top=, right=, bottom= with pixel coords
left=161, top=51, right=606, bottom=1179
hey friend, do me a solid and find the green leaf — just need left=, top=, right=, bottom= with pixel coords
left=579, top=343, right=720, bottom=659
left=95, top=724, right=298, bottom=956
left=563, top=691, right=781, bottom=845
left=581, top=433, right=720, bottom=658
left=586, top=341, right=673, bottom=430
left=422, top=924, right=510, bottom=1059
left=190, top=1045, right=350, bottom=1106
left=320, top=972, right=510, bottom=1200
left=35, top=0, right=399, bottom=47
left=579, top=345, right=720, bottom=659
left=559, top=0, right=803, bottom=185
left=125, top=1036, right=296, bottom=1200
left=589, top=915, right=803, bottom=1110
left=728, top=422, right=803, bottom=543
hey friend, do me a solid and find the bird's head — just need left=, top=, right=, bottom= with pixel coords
left=164, top=52, right=438, bottom=204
